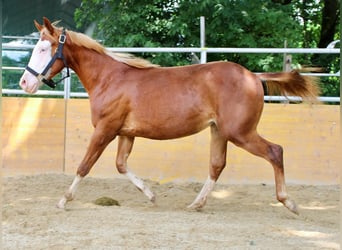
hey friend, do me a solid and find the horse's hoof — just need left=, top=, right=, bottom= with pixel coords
left=56, top=203, right=65, bottom=209
left=284, top=199, right=299, bottom=215
left=56, top=197, right=66, bottom=209
left=187, top=202, right=204, bottom=211
left=150, top=194, right=156, bottom=203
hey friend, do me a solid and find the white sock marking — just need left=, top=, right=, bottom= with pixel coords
left=56, top=175, right=83, bottom=209
left=125, top=170, right=155, bottom=202
left=188, top=176, right=216, bottom=209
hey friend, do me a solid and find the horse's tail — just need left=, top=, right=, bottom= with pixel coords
left=258, top=70, right=320, bottom=102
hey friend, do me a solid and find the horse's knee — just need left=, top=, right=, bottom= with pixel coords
left=77, top=165, right=91, bottom=177
left=268, top=144, right=284, bottom=168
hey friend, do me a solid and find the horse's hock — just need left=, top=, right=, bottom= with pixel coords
left=2, top=97, right=340, bottom=185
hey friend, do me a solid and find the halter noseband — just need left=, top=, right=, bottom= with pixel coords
left=25, top=28, right=70, bottom=89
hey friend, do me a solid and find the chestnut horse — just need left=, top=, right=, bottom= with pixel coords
left=20, top=18, right=319, bottom=214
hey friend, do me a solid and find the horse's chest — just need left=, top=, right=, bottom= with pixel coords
left=89, top=96, right=128, bottom=128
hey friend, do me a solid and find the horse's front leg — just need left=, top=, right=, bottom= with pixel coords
left=57, top=126, right=116, bottom=209
left=116, top=136, right=156, bottom=203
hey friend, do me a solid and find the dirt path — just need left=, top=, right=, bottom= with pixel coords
left=2, top=174, right=339, bottom=249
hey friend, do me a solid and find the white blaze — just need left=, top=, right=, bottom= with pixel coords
left=19, top=39, right=52, bottom=93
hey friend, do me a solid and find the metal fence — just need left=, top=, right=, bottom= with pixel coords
left=2, top=39, right=340, bottom=103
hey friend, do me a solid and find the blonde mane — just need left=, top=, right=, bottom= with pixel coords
left=66, top=30, right=159, bottom=68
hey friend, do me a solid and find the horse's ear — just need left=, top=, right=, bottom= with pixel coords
left=34, top=20, right=43, bottom=31
left=43, top=17, right=55, bottom=34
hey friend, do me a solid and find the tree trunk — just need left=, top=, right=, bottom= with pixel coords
left=318, top=0, right=340, bottom=48
left=311, top=0, right=340, bottom=69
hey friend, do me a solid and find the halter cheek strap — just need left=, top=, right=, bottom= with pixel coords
left=25, top=28, right=70, bottom=89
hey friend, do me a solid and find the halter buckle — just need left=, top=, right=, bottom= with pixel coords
left=59, top=33, right=66, bottom=44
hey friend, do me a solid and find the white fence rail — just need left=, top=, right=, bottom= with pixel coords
left=2, top=43, right=340, bottom=103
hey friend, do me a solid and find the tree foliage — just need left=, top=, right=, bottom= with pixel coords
left=74, top=0, right=340, bottom=97
left=75, top=0, right=302, bottom=70
left=4, top=0, right=336, bottom=97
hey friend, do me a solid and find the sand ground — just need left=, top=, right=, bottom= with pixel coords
left=2, top=174, right=339, bottom=249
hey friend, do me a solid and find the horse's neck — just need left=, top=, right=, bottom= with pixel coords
left=67, top=46, right=124, bottom=95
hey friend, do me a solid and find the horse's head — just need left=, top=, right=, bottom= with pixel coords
left=19, top=17, right=68, bottom=93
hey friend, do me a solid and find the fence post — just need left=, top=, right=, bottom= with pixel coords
left=282, top=40, right=292, bottom=72
left=200, top=16, right=207, bottom=64
left=284, top=55, right=292, bottom=72
left=62, top=69, right=70, bottom=173
left=63, top=69, right=71, bottom=99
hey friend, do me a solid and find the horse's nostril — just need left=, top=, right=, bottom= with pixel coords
left=20, top=79, right=27, bottom=88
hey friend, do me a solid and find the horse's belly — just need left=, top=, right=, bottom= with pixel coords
left=119, top=114, right=213, bottom=140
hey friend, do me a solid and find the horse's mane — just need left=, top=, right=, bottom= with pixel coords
left=65, top=29, right=159, bottom=68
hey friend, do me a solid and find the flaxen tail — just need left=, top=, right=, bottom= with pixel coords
left=258, top=71, right=320, bottom=102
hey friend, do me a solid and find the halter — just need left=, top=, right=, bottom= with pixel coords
left=25, top=28, right=70, bottom=89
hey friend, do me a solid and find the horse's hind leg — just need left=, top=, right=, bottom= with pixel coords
left=116, top=136, right=155, bottom=203
left=232, top=132, right=298, bottom=214
left=188, top=125, right=227, bottom=209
